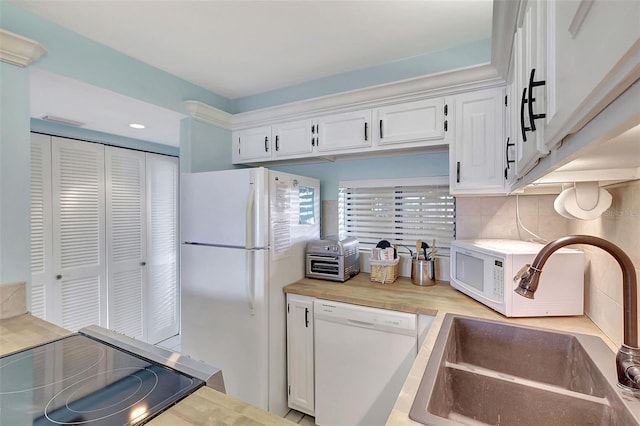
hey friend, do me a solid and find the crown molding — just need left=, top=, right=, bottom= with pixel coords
left=232, top=64, right=504, bottom=130
left=0, top=29, right=47, bottom=67
left=185, top=64, right=505, bottom=131
left=184, top=100, right=233, bottom=130
left=183, top=0, right=518, bottom=132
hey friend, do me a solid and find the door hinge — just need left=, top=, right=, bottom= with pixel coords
left=288, top=385, right=291, bottom=395
left=505, top=95, right=508, bottom=107
left=287, top=303, right=289, bottom=313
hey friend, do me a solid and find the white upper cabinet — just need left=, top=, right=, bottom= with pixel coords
left=514, top=0, right=550, bottom=178
left=272, top=119, right=314, bottom=158
left=450, top=87, right=506, bottom=195
left=233, top=126, right=272, bottom=162
left=373, top=98, right=446, bottom=146
left=315, top=110, right=372, bottom=153
left=545, top=0, right=640, bottom=150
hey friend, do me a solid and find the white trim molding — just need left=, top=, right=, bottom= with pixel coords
left=184, top=100, right=233, bottom=130
left=185, top=0, right=517, bottom=132
left=0, top=29, right=47, bottom=67
left=568, top=0, right=595, bottom=39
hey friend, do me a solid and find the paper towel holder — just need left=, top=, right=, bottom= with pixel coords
left=553, top=182, right=612, bottom=220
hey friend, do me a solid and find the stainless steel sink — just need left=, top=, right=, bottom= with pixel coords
left=409, top=314, right=640, bottom=425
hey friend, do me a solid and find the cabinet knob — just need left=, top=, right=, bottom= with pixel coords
left=141, top=262, right=146, bottom=266
left=56, top=274, right=62, bottom=280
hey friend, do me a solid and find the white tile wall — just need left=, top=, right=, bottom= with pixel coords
left=456, top=181, right=640, bottom=347
left=567, top=180, right=640, bottom=346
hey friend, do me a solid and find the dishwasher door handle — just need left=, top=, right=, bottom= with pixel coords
left=347, top=319, right=376, bottom=328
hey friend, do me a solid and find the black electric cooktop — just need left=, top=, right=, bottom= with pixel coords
left=0, top=334, right=204, bottom=425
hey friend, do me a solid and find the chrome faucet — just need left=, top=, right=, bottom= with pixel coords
left=515, top=235, right=640, bottom=392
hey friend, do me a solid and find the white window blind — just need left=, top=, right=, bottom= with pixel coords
left=338, top=179, right=455, bottom=254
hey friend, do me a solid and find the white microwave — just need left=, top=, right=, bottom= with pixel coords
left=450, top=239, right=584, bottom=317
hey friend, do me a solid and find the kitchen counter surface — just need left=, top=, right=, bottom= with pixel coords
left=0, top=314, right=293, bottom=426
left=285, top=273, right=617, bottom=426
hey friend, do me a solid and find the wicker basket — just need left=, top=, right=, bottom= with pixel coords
left=370, top=257, right=400, bottom=284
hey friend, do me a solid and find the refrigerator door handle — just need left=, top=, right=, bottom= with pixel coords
left=247, top=250, right=256, bottom=315
left=245, top=183, right=256, bottom=249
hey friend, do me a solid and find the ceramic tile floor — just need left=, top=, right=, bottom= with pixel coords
left=284, top=409, right=315, bottom=425
left=155, top=335, right=316, bottom=424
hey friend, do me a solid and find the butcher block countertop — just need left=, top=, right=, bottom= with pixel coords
left=0, top=314, right=293, bottom=426
left=284, top=273, right=616, bottom=426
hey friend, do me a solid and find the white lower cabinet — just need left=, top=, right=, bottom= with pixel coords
left=286, top=293, right=315, bottom=416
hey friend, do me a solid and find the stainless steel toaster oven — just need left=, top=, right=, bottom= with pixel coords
left=306, top=237, right=360, bottom=282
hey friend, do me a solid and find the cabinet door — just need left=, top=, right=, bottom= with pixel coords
left=145, top=153, right=179, bottom=344
left=286, top=294, right=315, bottom=416
left=316, top=110, right=372, bottom=152
left=515, top=0, right=549, bottom=178
left=374, top=98, right=445, bottom=145
left=105, top=146, right=147, bottom=341
left=546, top=0, right=640, bottom=150
left=51, top=137, right=107, bottom=331
left=235, top=126, right=272, bottom=161
left=272, top=119, right=313, bottom=157
left=450, top=87, right=506, bottom=194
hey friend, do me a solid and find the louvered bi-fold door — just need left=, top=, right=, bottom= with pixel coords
left=145, top=153, right=179, bottom=344
left=51, top=137, right=107, bottom=331
left=105, top=146, right=147, bottom=341
left=30, top=134, right=53, bottom=320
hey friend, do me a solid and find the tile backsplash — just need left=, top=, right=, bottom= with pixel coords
left=457, top=181, right=640, bottom=347
left=567, top=180, right=640, bottom=346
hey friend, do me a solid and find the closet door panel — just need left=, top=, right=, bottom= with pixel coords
left=30, top=134, right=53, bottom=320
left=146, top=153, right=179, bottom=344
left=105, top=146, right=147, bottom=340
left=51, top=137, right=106, bottom=330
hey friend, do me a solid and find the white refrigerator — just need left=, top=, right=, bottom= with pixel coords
left=179, top=167, right=320, bottom=415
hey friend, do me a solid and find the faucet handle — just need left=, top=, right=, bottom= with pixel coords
left=513, top=264, right=532, bottom=281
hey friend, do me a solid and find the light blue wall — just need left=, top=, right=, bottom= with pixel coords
left=272, top=151, right=449, bottom=201
left=179, top=118, right=234, bottom=173
left=0, top=62, right=31, bottom=284
left=231, top=39, right=491, bottom=113
left=0, top=3, right=230, bottom=115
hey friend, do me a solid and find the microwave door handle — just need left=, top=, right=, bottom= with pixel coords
left=245, top=183, right=255, bottom=249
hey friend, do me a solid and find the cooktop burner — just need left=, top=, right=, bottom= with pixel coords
left=0, top=334, right=204, bottom=425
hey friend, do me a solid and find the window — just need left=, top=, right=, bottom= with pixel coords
left=338, top=177, right=455, bottom=256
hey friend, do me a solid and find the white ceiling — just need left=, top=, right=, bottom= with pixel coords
left=12, top=0, right=493, bottom=147
left=29, top=68, right=185, bottom=147
left=12, top=0, right=493, bottom=99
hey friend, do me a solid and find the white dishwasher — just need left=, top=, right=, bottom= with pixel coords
left=314, top=299, right=418, bottom=426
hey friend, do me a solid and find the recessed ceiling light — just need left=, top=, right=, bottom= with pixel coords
left=129, top=123, right=145, bottom=129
